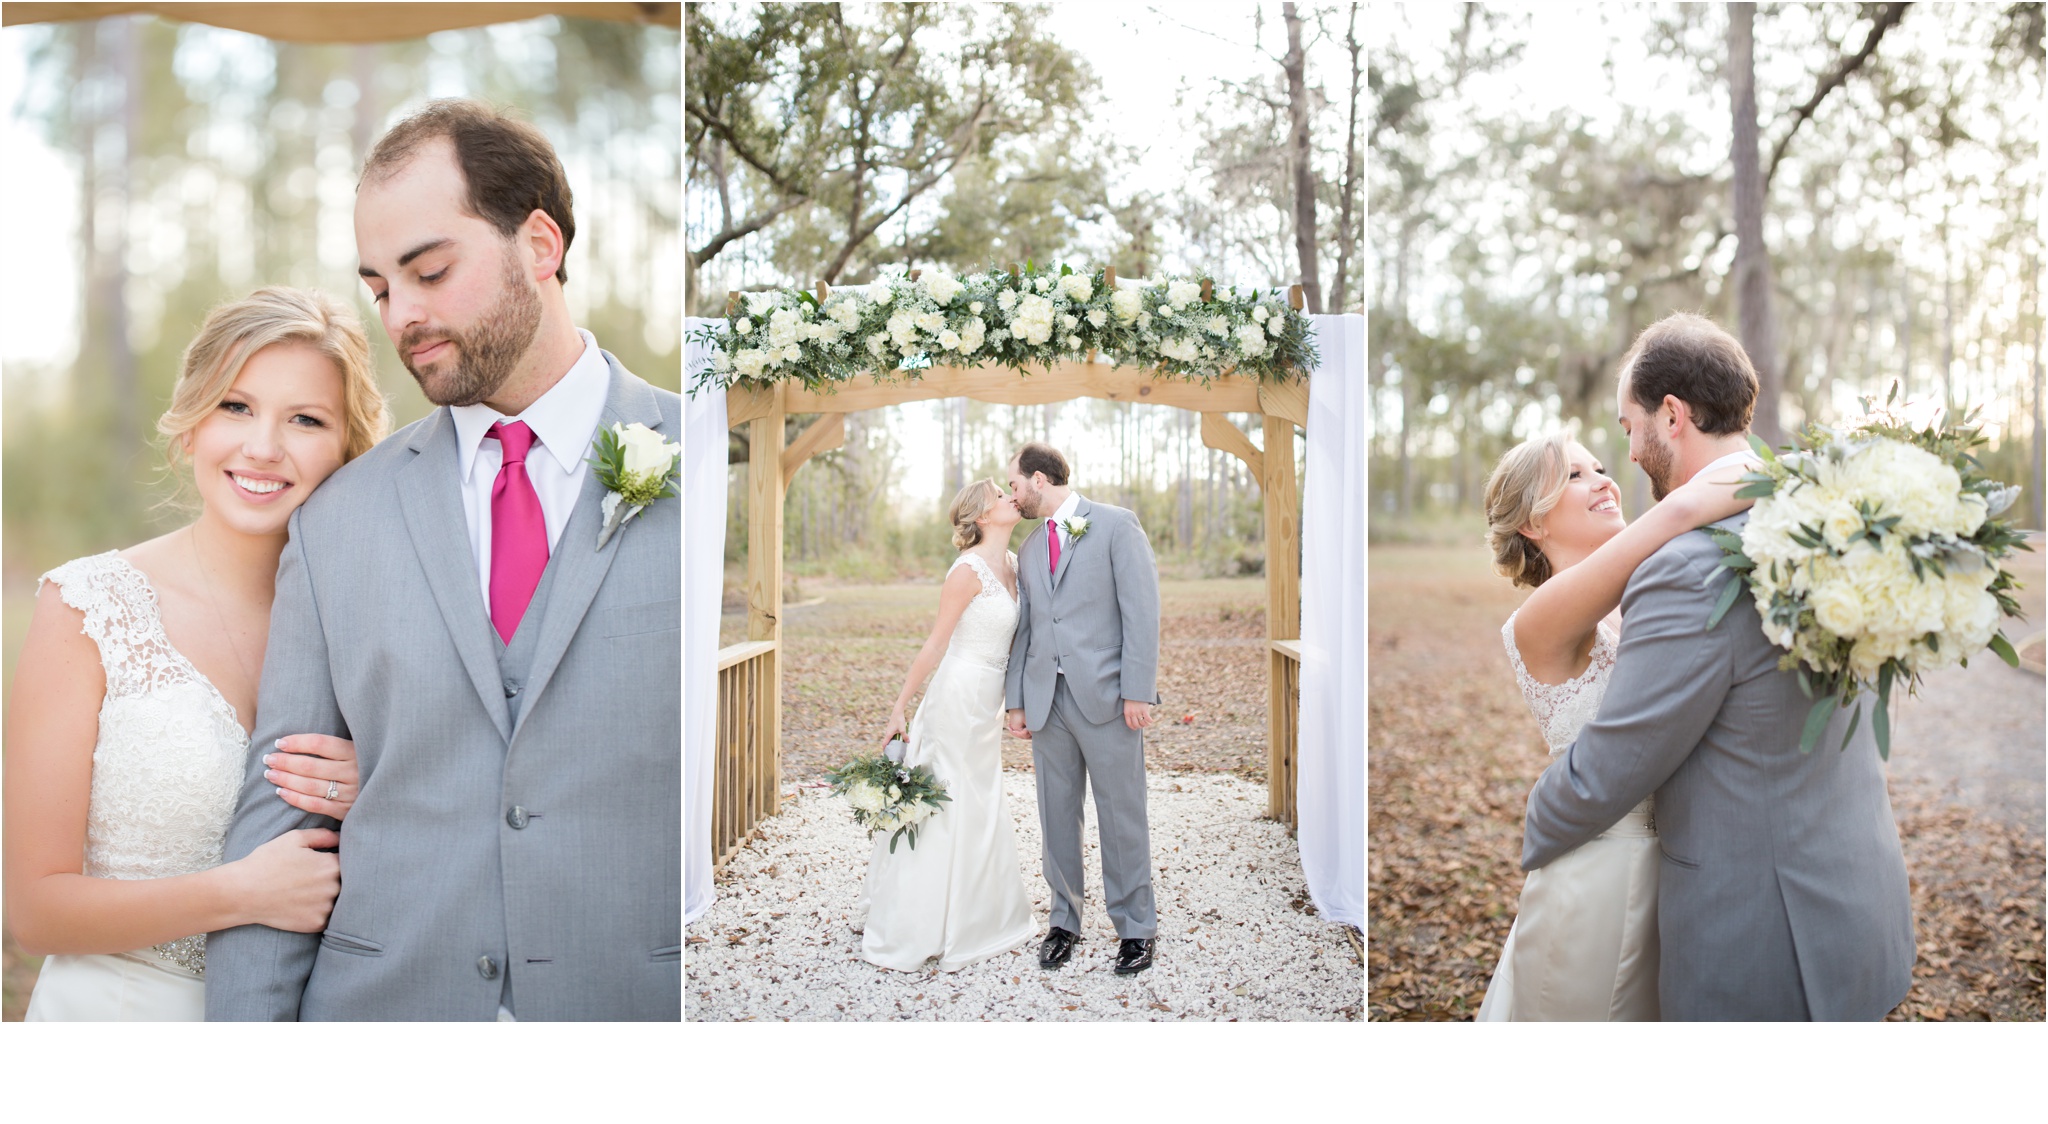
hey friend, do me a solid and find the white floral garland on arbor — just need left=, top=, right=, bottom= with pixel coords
left=686, top=264, right=1319, bottom=392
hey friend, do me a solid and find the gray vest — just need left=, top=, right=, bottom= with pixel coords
left=490, top=557, right=559, bottom=1015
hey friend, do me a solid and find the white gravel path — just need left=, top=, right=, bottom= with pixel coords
left=687, top=770, right=1362, bottom=1021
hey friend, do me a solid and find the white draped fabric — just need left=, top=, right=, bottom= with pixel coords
left=1297, top=314, right=1365, bottom=929
left=683, top=320, right=728, bottom=925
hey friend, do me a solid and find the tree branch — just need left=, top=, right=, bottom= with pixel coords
left=1763, top=2, right=1910, bottom=191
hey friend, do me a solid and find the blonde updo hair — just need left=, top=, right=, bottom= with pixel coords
left=158, top=287, right=391, bottom=472
left=949, top=478, right=1004, bottom=550
left=1483, top=432, right=1573, bottom=589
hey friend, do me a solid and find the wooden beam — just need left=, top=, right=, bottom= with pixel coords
left=1261, top=413, right=1301, bottom=821
left=726, top=382, right=778, bottom=429
left=780, top=364, right=1267, bottom=414
left=747, top=401, right=785, bottom=816
left=781, top=413, right=846, bottom=488
left=1259, top=378, right=1310, bottom=429
left=1200, top=412, right=1263, bottom=479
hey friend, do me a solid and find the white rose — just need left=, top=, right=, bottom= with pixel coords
left=923, top=273, right=965, bottom=305
left=1034, top=276, right=1053, bottom=293
left=1061, top=314, right=1078, bottom=331
left=1067, top=334, right=1083, bottom=349
left=1087, top=309, right=1107, bottom=329
left=615, top=424, right=676, bottom=480
left=873, top=288, right=893, bottom=306
left=938, top=329, right=962, bottom=350
left=733, top=317, right=754, bottom=335
left=969, top=301, right=984, bottom=315
left=848, top=781, right=885, bottom=814
left=734, top=349, right=767, bottom=379
left=1111, top=288, right=1144, bottom=324
left=1058, top=274, right=1093, bottom=302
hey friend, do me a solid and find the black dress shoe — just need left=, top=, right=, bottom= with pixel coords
left=1113, top=937, right=1156, bottom=975
left=1038, top=927, right=1078, bottom=969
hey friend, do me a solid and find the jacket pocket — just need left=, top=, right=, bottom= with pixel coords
left=602, top=598, right=680, bottom=638
left=320, top=930, right=385, bottom=957
left=650, top=944, right=680, bottom=963
left=1659, top=847, right=1701, bottom=871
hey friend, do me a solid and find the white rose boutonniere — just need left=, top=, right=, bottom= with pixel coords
left=1061, top=515, right=1090, bottom=541
left=587, top=422, right=679, bottom=549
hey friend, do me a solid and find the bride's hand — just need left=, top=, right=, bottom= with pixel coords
left=265, top=734, right=361, bottom=821
left=882, top=705, right=908, bottom=747
left=227, top=828, right=342, bottom=933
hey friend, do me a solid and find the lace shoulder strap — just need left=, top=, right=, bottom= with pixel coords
left=951, top=552, right=1003, bottom=599
left=39, top=551, right=189, bottom=700
left=1500, top=611, right=1536, bottom=693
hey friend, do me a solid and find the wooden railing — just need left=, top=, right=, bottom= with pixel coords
left=1270, top=639, right=1302, bottom=831
left=714, top=640, right=779, bottom=869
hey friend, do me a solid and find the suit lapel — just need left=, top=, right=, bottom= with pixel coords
left=396, top=409, right=512, bottom=743
left=1051, top=495, right=1090, bottom=591
left=1027, top=521, right=1054, bottom=599
left=513, top=355, right=660, bottom=729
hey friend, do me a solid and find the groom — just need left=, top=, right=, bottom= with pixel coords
left=206, top=100, right=681, bottom=1020
left=1004, top=443, right=1162, bottom=975
left=1522, top=312, right=1913, bottom=1020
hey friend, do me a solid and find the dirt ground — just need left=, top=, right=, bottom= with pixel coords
left=722, top=577, right=1273, bottom=786
left=1368, top=538, right=2046, bottom=1022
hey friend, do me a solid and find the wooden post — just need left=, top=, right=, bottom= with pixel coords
left=1200, top=279, right=1213, bottom=303
left=1104, top=265, right=1117, bottom=288
left=1288, top=284, right=1305, bottom=311
left=727, top=291, right=740, bottom=316
left=748, top=388, right=785, bottom=818
left=816, top=280, right=830, bottom=302
left=1262, top=412, right=1301, bottom=821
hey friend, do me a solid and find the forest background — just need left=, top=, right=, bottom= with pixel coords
left=687, top=1, right=1365, bottom=587
left=0, top=11, right=682, bottom=687
left=1370, top=3, right=2043, bottom=537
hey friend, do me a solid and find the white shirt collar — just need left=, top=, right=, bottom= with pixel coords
left=452, top=329, right=609, bottom=481
left=1050, top=490, right=1082, bottom=527
left=1691, top=448, right=1757, bottom=483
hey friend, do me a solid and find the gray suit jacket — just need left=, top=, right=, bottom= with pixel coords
left=1522, top=514, right=1914, bottom=1021
left=1004, top=497, right=1161, bottom=730
left=206, top=353, right=681, bottom=1021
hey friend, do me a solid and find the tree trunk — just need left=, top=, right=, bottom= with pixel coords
left=1178, top=410, right=1193, bottom=550
left=1728, top=3, right=1784, bottom=445
left=1329, top=3, right=1362, bottom=315
left=1281, top=3, right=1323, bottom=314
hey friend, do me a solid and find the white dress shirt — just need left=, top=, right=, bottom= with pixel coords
left=1687, top=448, right=1760, bottom=487
left=1044, top=491, right=1083, bottom=674
left=451, top=328, right=609, bottom=608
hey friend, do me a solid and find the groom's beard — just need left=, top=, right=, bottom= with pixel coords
left=1640, top=430, right=1679, bottom=501
left=399, top=251, right=543, bottom=407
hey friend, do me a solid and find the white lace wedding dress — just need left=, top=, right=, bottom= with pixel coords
left=857, top=551, right=1036, bottom=972
left=1477, top=611, right=1660, bottom=1021
left=23, top=552, right=249, bottom=1021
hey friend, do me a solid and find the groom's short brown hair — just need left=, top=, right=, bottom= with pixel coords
left=1012, top=442, right=1070, bottom=486
left=360, top=99, right=577, bottom=284
left=1619, top=313, right=1757, bottom=436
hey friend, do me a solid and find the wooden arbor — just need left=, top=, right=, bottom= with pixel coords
left=712, top=285, right=1311, bottom=868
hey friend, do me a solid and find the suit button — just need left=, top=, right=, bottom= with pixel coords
left=504, top=680, right=521, bottom=698
left=477, top=955, right=499, bottom=980
left=507, top=806, right=530, bottom=830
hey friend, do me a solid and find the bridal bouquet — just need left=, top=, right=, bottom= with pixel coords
left=1707, top=388, right=2029, bottom=758
left=824, top=751, right=951, bottom=853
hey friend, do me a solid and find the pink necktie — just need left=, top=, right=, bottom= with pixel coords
left=1048, top=519, right=1060, bottom=575
left=490, top=421, right=548, bottom=644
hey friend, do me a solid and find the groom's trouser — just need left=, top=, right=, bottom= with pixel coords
left=1033, top=676, right=1157, bottom=939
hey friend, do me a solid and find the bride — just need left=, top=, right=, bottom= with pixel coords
left=1476, top=432, right=1752, bottom=1021
left=857, top=478, right=1036, bottom=972
left=3, top=287, right=390, bottom=1020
